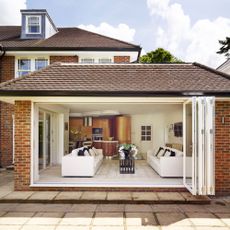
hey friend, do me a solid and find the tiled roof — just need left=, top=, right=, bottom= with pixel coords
left=0, top=26, right=141, bottom=51
left=0, top=63, right=229, bottom=96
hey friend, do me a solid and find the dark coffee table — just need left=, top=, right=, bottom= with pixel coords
left=119, top=157, right=135, bottom=174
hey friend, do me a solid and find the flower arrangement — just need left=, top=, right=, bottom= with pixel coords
left=119, top=144, right=138, bottom=159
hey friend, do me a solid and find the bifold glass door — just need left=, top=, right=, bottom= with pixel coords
left=39, top=110, right=52, bottom=170
left=183, top=97, right=215, bottom=195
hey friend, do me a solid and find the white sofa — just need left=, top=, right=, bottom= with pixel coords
left=147, top=147, right=192, bottom=177
left=62, top=148, right=103, bottom=177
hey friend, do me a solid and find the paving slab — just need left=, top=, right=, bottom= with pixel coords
left=26, top=212, right=64, bottom=225
left=126, top=212, right=157, bottom=226
left=71, top=204, right=97, bottom=212
left=21, top=226, right=56, bottom=230
left=55, top=191, right=82, bottom=201
left=2, top=191, right=34, bottom=201
left=151, top=204, right=181, bottom=213
left=0, top=203, right=19, bottom=212
left=0, top=211, right=35, bottom=225
left=0, top=190, right=11, bottom=199
left=0, top=212, right=6, bottom=217
left=215, top=213, right=230, bottom=226
left=96, top=204, right=125, bottom=212
left=41, top=204, right=72, bottom=212
left=195, top=227, right=229, bottom=230
left=127, top=227, right=160, bottom=230
left=180, top=192, right=210, bottom=204
left=107, top=192, right=132, bottom=201
left=92, top=227, right=124, bottom=230
left=178, top=204, right=208, bottom=212
left=14, top=203, right=45, bottom=212
left=56, top=226, right=90, bottom=230
left=132, top=192, right=158, bottom=201
left=59, top=212, right=93, bottom=225
left=186, top=212, right=225, bottom=227
left=161, top=227, right=195, bottom=230
left=0, top=226, right=22, bottom=230
left=81, top=191, right=107, bottom=200
left=205, top=204, right=230, bottom=213
left=157, top=192, right=185, bottom=202
left=28, top=191, right=59, bottom=201
left=125, top=204, right=152, bottom=212
left=156, top=212, right=192, bottom=226
left=93, top=212, right=124, bottom=226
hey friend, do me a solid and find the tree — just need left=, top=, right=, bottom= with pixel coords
left=140, top=48, right=182, bottom=63
left=217, top=37, right=230, bottom=57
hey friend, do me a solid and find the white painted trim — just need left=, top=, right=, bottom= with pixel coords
left=30, top=102, right=35, bottom=184
left=30, top=182, right=184, bottom=188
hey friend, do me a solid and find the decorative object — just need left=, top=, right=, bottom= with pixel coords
left=174, top=122, right=183, bottom=137
left=70, top=126, right=85, bottom=141
left=119, top=144, right=138, bottom=159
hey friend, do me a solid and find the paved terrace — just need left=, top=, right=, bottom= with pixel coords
left=0, top=170, right=229, bottom=229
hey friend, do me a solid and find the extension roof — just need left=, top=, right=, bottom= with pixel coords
left=0, top=62, right=229, bottom=97
left=0, top=26, right=141, bottom=52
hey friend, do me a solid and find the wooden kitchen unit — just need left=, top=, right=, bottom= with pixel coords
left=93, top=140, right=119, bottom=158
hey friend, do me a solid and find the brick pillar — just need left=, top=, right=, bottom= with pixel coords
left=215, top=101, right=230, bottom=195
left=14, top=101, right=31, bottom=191
left=50, top=56, right=79, bottom=64
left=0, top=56, right=15, bottom=167
left=114, top=56, right=130, bottom=63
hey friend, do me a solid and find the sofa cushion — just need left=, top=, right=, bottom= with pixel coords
left=92, top=147, right=100, bottom=156
left=89, top=148, right=95, bottom=156
left=84, top=150, right=90, bottom=156
left=164, top=150, right=171, bottom=157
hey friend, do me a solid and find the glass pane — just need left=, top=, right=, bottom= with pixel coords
left=39, top=111, right=44, bottom=170
left=147, top=126, right=151, bottom=130
left=185, top=102, right=193, bottom=188
left=29, top=25, right=40, bottom=33
left=99, top=58, right=112, bottom=64
left=147, top=131, right=151, bottom=135
left=28, top=16, right=39, bottom=25
left=45, top=113, right=51, bottom=167
left=18, top=71, right=30, bottom=77
left=146, top=136, right=151, bottom=141
left=141, top=136, right=146, bottom=141
left=18, top=59, right=31, bottom=70
left=35, top=59, right=48, bottom=70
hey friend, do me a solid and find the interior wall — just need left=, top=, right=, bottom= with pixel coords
left=165, top=106, right=183, bottom=145
left=131, top=105, right=183, bottom=157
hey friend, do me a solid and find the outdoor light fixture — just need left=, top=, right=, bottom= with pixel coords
left=221, top=116, right=225, bottom=124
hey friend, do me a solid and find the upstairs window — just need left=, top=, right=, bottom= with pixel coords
left=99, top=58, right=112, bottom=64
left=35, top=58, right=48, bottom=70
left=26, top=16, right=41, bottom=34
left=18, top=59, right=31, bottom=77
left=80, top=58, right=95, bottom=64
left=17, top=57, right=48, bottom=77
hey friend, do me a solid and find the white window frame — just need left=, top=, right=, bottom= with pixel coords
left=98, top=58, right=112, bottom=64
left=80, top=58, right=95, bottom=64
left=15, top=57, right=49, bottom=78
left=26, top=15, right=41, bottom=34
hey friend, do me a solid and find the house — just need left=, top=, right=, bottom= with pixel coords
left=217, top=58, right=230, bottom=74
left=0, top=62, right=229, bottom=196
left=0, top=9, right=141, bottom=168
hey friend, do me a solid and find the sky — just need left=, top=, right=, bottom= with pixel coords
left=0, top=0, right=230, bottom=68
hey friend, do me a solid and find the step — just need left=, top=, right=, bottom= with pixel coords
left=0, top=191, right=211, bottom=204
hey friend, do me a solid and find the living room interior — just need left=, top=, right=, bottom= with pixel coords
left=35, top=102, right=192, bottom=187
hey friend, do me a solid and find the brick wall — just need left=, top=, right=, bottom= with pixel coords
left=14, top=101, right=31, bottom=191
left=215, top=101, right=230, bottom=195
left=0, top=56, right=15, bottom=167
left=114, top=56, right=130, bottom=63
left=50, top=56, right=79, bottom=64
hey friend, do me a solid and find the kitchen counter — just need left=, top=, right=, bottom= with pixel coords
left=93, top=140, right=119, bottom=158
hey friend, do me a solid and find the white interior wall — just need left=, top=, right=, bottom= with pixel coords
left=131, top=105, right=183, bottom=157
left=165, top=106, right=183, bottom=145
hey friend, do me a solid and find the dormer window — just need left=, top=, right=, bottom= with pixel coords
left=26, top=16, right=41, bottom=34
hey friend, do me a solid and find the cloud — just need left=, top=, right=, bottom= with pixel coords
left=147, top=0, right=230, bottom=67
left=0, top=0, right=27, bottom=25
left=78, top=22, right=136, bottom=43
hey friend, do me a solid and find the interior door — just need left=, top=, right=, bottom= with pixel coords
left=183, top=97, right=215, bottom=195
left=183, top=97, right=197, bottom=195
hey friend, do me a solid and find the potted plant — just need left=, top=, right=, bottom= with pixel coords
left=119, top=144, right=138, bottom=159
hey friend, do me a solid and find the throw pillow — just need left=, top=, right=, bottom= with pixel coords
left=170, top=151, right=176, bottom=157
left=157, top=148, right=165, bottom=158
left=71, top=149, right=79, bottom=156
left=78, top=150, right=84, bottom=156
left=84, top=150, right=90, bottom=156
left=162, top=149, right=170, bottom=156
left=164, top=150, right=171, bottom=157
left=155, top=147, right=163, bottom=157
left=176, top=151, right=183, bottom=157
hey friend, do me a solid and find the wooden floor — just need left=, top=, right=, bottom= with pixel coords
left=37, top=160, right=183, bottom=186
